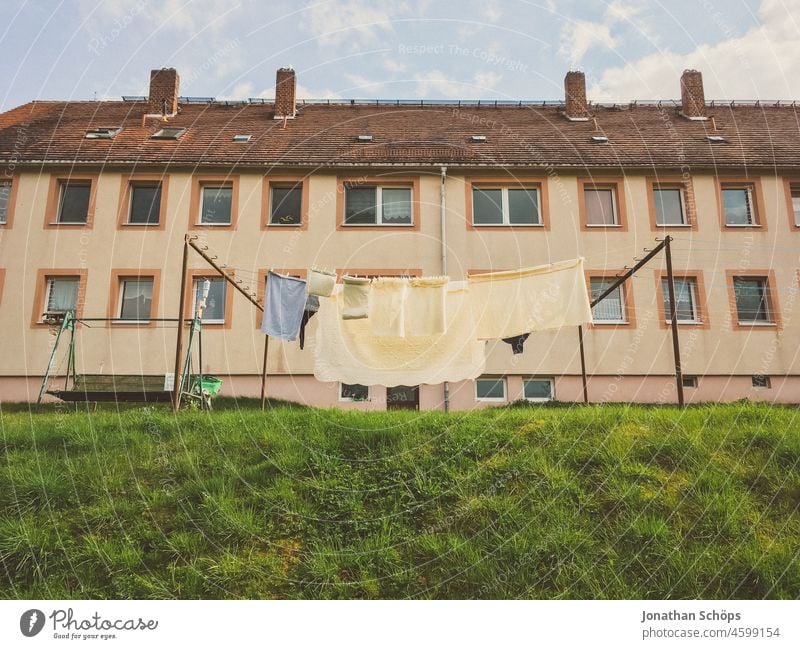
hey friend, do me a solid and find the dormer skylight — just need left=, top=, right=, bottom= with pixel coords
left=151, top=127, right=187, bottom=140
left=232, top=134, right=252, bottom=142
left=85, top=127, right=121, bottom=139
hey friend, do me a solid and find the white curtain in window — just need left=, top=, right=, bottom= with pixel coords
left=47, top=279, right=79, bottom=312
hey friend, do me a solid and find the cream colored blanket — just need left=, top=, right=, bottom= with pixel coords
left=468, top=258, right=592, bottom=340
left=314, top=281, right=485, bottom=387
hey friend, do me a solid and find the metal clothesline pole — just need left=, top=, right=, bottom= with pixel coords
left=577, top=237, right=684, bottom=407
left=172, top=236, right=190, bottom=411
left=185, top=236, right=270, bottom=409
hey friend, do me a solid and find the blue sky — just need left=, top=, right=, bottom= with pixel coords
left=1, top=0, right=796, bottom=110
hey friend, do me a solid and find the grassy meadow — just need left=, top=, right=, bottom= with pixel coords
left=0, top=401, right=798, bottom=599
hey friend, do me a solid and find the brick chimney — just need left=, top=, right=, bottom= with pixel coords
left=274, top=67, right=297, bottom=119
left=680, top=70, right=707, bottom=120
left=147, top=68, right=180, bottom=117
left=564, top=71, right=590, bottom=121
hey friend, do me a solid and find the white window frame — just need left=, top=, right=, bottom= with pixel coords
left=56, top=181, right=91, bottom=224
left=652, top=185, right=688, bottom=227
left=584, top=186, right=619, bottom=227
left=721, top=185, right=757, bottom=227
left=192, top=277, right=226, bottom=324
left=475, top=377, right=507, bottom=402
left=522, top=378, right=554, bottom=402
left=269, top=185, right=303, bottom=226
left=198, top=185, right=233, bottom=226
left=682, top=375, right=699, bottom=388
left=0, top=181, right=10, bottom=224
left=471, top=186, right=542, bottom=226
left=733, top=276, right=773, bottom=325
left=44, top=277, right=80, bottom=315
left=117, top=277, right=154, bottom=323
left=662, top=277, right=700, bottom=324
left=790, top=186, right=800, bottom=227
left=343, top=185, right=414, bottom=226
left=339, top=383, right=370, bottom=402
left=127, top=183, right=162, bottom=226
left=591, top=279, right=627, bottom=324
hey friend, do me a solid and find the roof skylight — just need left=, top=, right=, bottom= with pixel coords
left=85, top=127, right=121, bottom=139
left=706, top=135, right=726, bottom=143
left=470, top=135, right=487, bottom=142
left=356, top=134, right=373, bottom=142
left=151, top=127, right=187, bottom=140
left=233, top=134, right=252, bottom=142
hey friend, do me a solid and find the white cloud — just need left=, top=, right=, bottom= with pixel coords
left=482, top=0, right=502, bottom=24
left=558, top=0, right=656, bottom=67
left=589, top=0, right=800, bottom=101
left=301, top=0, right=407, bottom=47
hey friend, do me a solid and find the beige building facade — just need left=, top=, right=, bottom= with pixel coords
left=0, top=68, right=798, bottom=407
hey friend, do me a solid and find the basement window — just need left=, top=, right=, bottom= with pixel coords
left=682, top=376, right=699, bottom=388
left=232, top=134, right=251, bottom=142
left=752, top=375, right=771, bottom=388
left=151, top=127, right=186, bottom=140
left=85, top=127, right=120, bottom=139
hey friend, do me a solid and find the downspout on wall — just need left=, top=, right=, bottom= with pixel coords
left=440, top=165, right=450, bottom=412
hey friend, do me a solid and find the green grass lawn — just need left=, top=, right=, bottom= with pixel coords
left=0, top=401, right=798, bottom=599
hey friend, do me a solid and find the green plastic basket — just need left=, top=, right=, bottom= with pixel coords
left=197, top=376, right=222, bottom=396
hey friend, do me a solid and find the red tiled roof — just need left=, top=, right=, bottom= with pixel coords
left=1, top=99, right=799, bottom=170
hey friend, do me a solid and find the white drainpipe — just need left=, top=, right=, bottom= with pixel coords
left=440, top=165, right=450, bottom=412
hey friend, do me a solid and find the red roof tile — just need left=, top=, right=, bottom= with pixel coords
left=1, top=99, right=799, bottom=170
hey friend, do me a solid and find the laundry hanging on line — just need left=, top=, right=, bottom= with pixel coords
left=314, top=281, right=485, bottom=387
left=369, top=277, right=408, bottom=336
left=261, top=271, right=308, bottom=341
left=342, top=275, right=371, bottom=320
left=502, top=333, right=529, bottom=355
left=308, top=268, right=336, bottom=297
left=298, top=294, right=319, bottom=350
left=467, top=258, right=592, bottom=340
left=404, top=276, right=448, bottom=336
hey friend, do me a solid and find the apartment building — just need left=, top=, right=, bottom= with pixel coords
left=0, top=66, right=798, bottom=408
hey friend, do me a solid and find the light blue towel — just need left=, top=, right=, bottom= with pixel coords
left=261, top=271, right=308, bottom=341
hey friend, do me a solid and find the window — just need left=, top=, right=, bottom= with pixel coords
left=790, top=185, right=800, bottom=227
left=722, top=185, right=756, bottom=226
left=199, top=186, right=233, bottom=225
left=472, top=187, right=540, bottom=225
left=523, top=378, right=554, bottom=401
left=584, top=187, right=618, bottom=226
left=682, top=376, right=699, bottom=388
left=344, top=185, right=412, bottom=225
left=151, top=127, right=186, bottom=139
left=590, top=278, right=626, bottom=323
left=45, top=277, right=80, bottom=314
left=192, top=277, right=227, bottom=323
left=340, top=383, right=369, bottom=401
left=118, top=278, right=153, bottom=321
left=85, top=127, right=120, bottom=139
left=270, top=185, right=302, bottom=225
left=57, top=181, right=91, bottom=223
left=752, top=375, right=771, bottom=388
left=475, top=377, right=506, bottom=401
left=653, top=187, right=686, bottom=225
left=662, top=278, right=699, bottom=323
left=733, top=277, right=772, bottom=323
left=128, top=184, right=162, bottom=225
left=0, top=181, right=9, bottom=224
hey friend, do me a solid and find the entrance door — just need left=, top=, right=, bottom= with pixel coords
left=387, top=385, right=419, bottom=410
